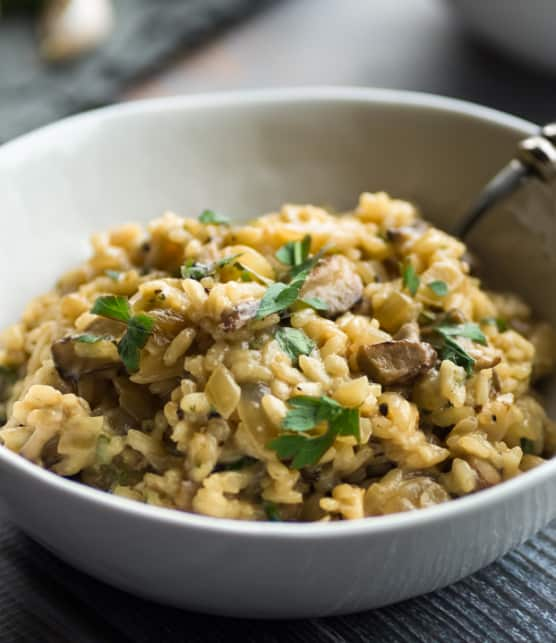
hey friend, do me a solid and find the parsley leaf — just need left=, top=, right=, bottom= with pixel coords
left=256, top=239, right=327, bottom=320
left=481, top=317, right=508, bottom=333
left=275, top=327, right=315, bottom=365
left=300, top=297, right=328, bottom=311
left=520, top=437, right=536, bottom=455
left=402, top=263, right=420, bottom=296
left=118, top=314, right=155, bottom=373
left=255, top=281, right=302, bottom=319
left=440, top=336, right=475, bottom=376
left=234, top=262, right=273, bottom=286
left=436, top=322, right=487, bottom=346
left=275, top=235, right=311, bottom=268
left=428, top=280, right=449, bottom=296
left=90, top=297, right=154, bottom=373
left=181, top=260, right=210, bottom=280
left=180, top=254, right=243, bottom=281
left=263, top=501, right=282, bottom=522
left=198, top=210, right=230, bottom=225
left=268, top=396, right=360, bottom=469
left=91, top=296, right=132, bottom=324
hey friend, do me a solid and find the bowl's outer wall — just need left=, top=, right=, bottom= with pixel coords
left=0, top=90, right=553, bottom=616
left=0, top=449, right=554, bottom=618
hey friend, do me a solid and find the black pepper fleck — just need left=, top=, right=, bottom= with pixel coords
left=491, top=414, right=497, bottom=422
left=379, top=403, right=389, bottom=416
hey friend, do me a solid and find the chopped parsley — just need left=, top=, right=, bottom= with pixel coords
left=90, top=296, right=155, bottom=373
left=198, top=209, right=230, bottom=225
left=436, top=322, right=487, bottom=345
left=481, top=317, right=508, bottom=333
left=233, top=262, right=273, bottom=286
left=256, top=235, right=327, bottom=319
left=263, top=501, right=282, bottom=522
left=402, top=263, right=420, bottom=296
left=440, top=336, right=475, bottom=375
left=180, top=254, right=242, bottom=281
left=300, top=297, right=328, bottom=311
left=268, top=396, right=360, bottom=469
left=275, top=235, right=311, bottom=269
left=433, top=322, right=487, bottom=376
left=275, top=327, right=315, bottom=365
left=520, top=438, right=536, bottom=455
left=427, top=280, right=448, bottom=296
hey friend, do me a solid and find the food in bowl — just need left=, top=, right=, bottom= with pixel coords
left=0, top=192, right=555, bottom=522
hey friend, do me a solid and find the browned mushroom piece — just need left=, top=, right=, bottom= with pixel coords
left=357, top=332, right=437, bottom=386
left=52, top=336, right=121, bottom=383
left=300, top=255, right=364, bottom=317
left=220, top=300, right=260, bottom=332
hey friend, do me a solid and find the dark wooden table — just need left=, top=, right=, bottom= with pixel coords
left=2, top=1, right=556, bottom=641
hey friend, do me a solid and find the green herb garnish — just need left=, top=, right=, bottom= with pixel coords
left=275, top=235, right=311, bottom=268
left=91, top=295, right=133, bottom=324
left=440, top=336, right=475, bottom=376
left=436, top=322, right=487, bottom=345
left=104, top=270, right=122, bottom=281
left=433, top=322, right=487, bottom=376
left=256, top=236, right=327, bottom=319
left=520, top=438, right=536, bottom=455
left=198, top=210, right=230, bottom=225
left=481, top=317, right=508, bottom=333
left=300, top=297, right=328, bottom=311
left=268, top=396, right=359, bottom=469
left=90, top=296, right=154, bottom=373
left=428, top=280, right=449, bottom=296
left=263, top=501, right=282, bottom=522
left=402, top=263, right=420, bottom=296
left=275, top=327, right=315, bottom=365
left=180, top=254, right=242, bottom=281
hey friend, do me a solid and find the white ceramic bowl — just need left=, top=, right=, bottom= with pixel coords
left=0, top=88, right=554, bottom=618
left=449, top=0, right=556, bottom=73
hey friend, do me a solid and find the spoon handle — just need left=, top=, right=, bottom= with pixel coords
left=455, top=124, right=556, bottom=238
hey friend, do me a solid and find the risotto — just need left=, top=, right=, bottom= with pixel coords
left=1, top=192, right=555, bottom=522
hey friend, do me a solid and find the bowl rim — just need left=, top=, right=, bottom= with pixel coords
left=0, top=86, right=549, bottom=539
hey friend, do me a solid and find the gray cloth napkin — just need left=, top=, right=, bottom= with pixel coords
left=0, top=0, right=275, bottom=143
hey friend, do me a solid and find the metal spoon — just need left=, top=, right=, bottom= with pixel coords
left=454, top=123, right=556, bottom=322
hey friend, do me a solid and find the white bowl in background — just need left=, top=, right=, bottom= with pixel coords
left=450, top=0, right=556, bottom=74
left=0, top=88, right=554, bottom=618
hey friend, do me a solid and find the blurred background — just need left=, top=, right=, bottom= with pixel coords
left=1, top=0, right=556, bottom=144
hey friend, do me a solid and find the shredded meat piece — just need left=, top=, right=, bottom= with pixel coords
left=358, top=331, right=437, bottom=386
left=220, top=300, right=259, bottom=332
left=300, top=255, right=363, bottom=317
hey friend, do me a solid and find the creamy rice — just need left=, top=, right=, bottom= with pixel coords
left=1, top=192, right=555, bottom=522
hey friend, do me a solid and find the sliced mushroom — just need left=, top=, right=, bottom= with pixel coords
left=358, top=338, right=437, bottom=386
left=220, top=300, right=260, bottom=332
left=52, top=336, right=121, bottom=383
left=300, top=255, right=363, bottom=317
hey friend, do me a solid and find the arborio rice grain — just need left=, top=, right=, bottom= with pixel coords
left=1, top=192, right=555, bottom=522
